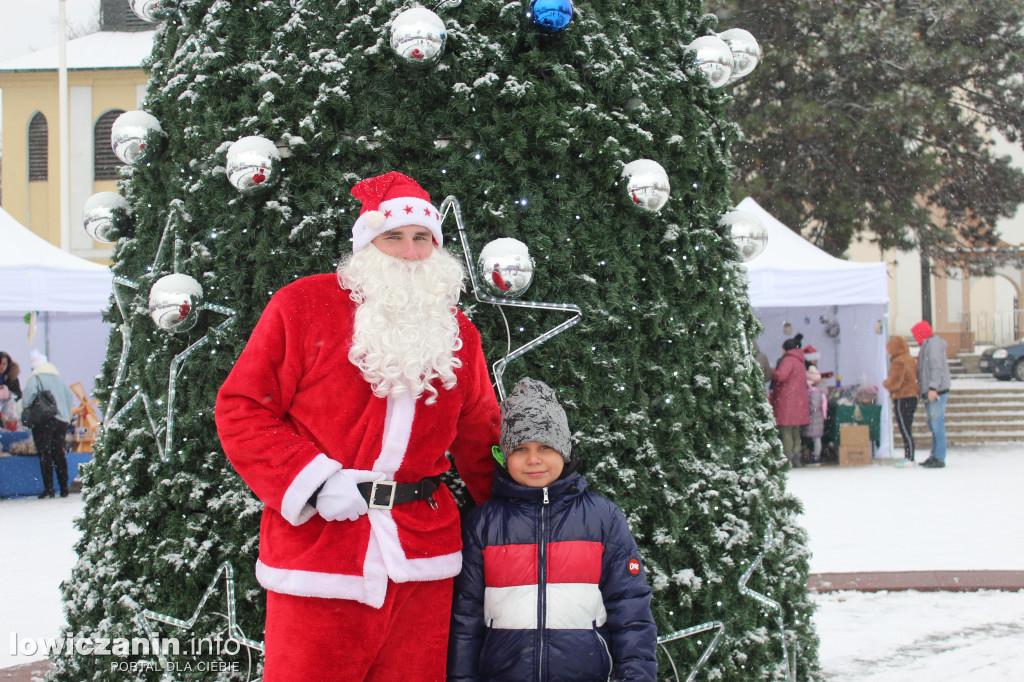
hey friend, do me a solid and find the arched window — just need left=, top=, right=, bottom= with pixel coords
left=27, top=112, right=48, bottom=181
left=94, top=109, right=126, bottom=181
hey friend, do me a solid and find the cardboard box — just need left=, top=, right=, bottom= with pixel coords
left=839, top=445, right=871, bottom=467
left=839, top=424, right=871, bottom=466
left=839, top=424, right=870, bottom=449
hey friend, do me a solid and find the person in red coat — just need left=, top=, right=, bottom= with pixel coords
left=771, top=333, right=810, bottom=468
left=216, top=171, right=500, bottom=681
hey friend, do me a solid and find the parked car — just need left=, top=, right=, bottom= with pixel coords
left=978, top=347, right=997, bottom=374
left=978, top=339, right=1024, bottom=380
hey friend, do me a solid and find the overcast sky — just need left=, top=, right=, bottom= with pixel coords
left=0, top=0, right=99, bottom=63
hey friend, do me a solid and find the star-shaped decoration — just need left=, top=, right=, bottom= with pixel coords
left=439, top=195, right=583, bottom=400
left=656, top=619, right=725, bottom=682
left=104, top=275, right=141, bottom=422
left=403, top=204, right=414, bottom=214
left=162, top=306, right=237, bottom=457
left=384, top=209, right=392, bottom=218
left=106, top=199, right=189, bottom=420
left=103, top=202, right=237, bottom=461
left=135, top=562, right=264, bottom=680
left=738, top=529, right=796, bottom=681
left=109, top=391, right=166, bottom=460
left=652, top=528, right=795, bottom=682
left=423, top=207, right=432, bottom=217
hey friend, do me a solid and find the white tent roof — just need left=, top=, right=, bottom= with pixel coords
left=0, top=207, right=112, bottom=313
left=740, top=197, right=888, bottom=307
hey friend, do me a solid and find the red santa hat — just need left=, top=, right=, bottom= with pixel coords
left=350, top=171, right=442, bottom=253
left=803, top=345, right=820, bottom=362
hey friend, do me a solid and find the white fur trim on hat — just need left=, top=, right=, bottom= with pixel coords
left=352, top=196, right=442, bottom=253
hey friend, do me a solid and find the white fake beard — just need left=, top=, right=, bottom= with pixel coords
left=338, top=245, right=467, bottom=405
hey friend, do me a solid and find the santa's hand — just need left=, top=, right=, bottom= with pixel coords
left=315, top=469, right=386, bottom=522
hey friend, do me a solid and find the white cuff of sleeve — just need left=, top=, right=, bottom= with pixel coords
left=280, top=454, right=342, bottom=526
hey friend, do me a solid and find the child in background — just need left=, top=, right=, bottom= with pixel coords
left=802, top=344, right=821, bottom=370
left=802, top=366, right=828, bottom=465
left=448, top=377, right=657, bottom=682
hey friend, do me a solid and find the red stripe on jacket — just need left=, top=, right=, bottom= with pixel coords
left=483, top=540, right=604, bottom=587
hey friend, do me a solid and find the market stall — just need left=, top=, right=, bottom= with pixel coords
left=0, top=206, right=112, bottom=397
left=0, top=207, right=112, bottom=489
left=740, top=197, right=893, bottom=460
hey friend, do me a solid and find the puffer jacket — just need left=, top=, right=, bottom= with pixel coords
left=448, top=469, right=657, bottom=681
left=883, top=336, right=919, bottom=399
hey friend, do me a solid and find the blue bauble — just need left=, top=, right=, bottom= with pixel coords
left=530, top=0, right=573, bottom=34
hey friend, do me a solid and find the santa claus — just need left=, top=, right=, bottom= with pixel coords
left=216, top=171, right=499, bottom=681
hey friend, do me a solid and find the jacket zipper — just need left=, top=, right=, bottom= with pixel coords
left=594, top=627, right=613, bottom=681
left=537, top=486, right=550, bottom=681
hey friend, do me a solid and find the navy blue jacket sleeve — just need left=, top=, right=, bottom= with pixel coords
left=448, top=514, right=487, bottom=681
left=600, top=502, right=658, bottom=681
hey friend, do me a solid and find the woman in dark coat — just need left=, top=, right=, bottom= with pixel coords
left=0, top=351, right=22, bottom=428
left=771, top=334, right=810, bottom=468
left=0, top=351, right=22, bottom=400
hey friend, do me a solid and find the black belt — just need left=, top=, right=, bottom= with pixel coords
left=357, top=476, right=441, bottom=510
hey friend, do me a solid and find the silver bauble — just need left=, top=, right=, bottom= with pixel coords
left=478, top=238, right=535, bottom=298
left=149, top=274, right=204, bottom=333
left=686, top=35, right=734, bottom=88
left=621, top=159, right=670, bottom=212
left=390, top=7, right=446, bottom=65
left=129, top=0, right=162, bottom=22
left=718, top=28, right=761, bottom=80
left=225, top=136, right=281, bottom=193
left=719, top=209, right=768, bottom=262
left=82, top=191, right=129, bottom=243
left=111, top=110, right=163, bottom=164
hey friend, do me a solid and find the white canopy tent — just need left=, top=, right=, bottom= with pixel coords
left=739, top=197, right=894, bottom=458
left=0, top=207, right=112, bottom=397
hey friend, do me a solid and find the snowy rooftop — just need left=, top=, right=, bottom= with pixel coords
left=0, top=31, right=155, bottom=72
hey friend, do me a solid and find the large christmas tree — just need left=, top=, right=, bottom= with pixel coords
left=57, top=1, right=820, bottom=679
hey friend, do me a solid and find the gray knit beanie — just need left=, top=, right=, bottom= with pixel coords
left=499, top=378, right=572, bottom=463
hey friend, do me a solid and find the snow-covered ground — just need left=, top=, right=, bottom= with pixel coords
left=3, top=445, right=1023, bottom=678
left=788, top=444, right=1024, bottom=680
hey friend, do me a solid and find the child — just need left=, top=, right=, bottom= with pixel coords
left=801, top=366, right=828, bottom=464
left=448, top=378, right=657, bottom=681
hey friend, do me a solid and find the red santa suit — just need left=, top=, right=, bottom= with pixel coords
left=216, top=272, right=499, bottom=678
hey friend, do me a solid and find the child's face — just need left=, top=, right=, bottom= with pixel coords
left=506, top=441, right=564, bottom=488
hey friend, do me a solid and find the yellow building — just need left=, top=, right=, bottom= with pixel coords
left=0, top=0, right=154, bottom=261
